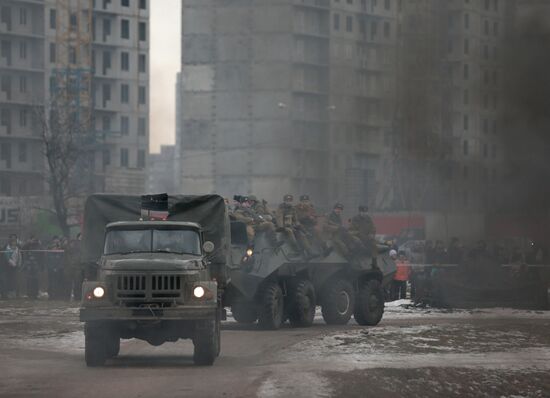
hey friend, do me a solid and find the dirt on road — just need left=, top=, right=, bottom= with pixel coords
left=0, top=300, right=548, bottom=398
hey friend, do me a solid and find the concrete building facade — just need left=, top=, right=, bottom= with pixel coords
left=380, top=0, right=512, bottom=213
left=0, top=0, right=46, bottom=197
left=0, top=0, right=149, bottom=198
left=178, top=0, right=397, bottom=209
left=147, top=144, right=176, bottom=194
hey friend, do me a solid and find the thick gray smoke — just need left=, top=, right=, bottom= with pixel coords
left=499, top=10, right=550, bottom=212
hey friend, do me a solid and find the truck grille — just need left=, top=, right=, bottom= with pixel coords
left=151, top=275, right=181, bottom=298
left=117, top=275, right=147, bottom=298
left=114, top=274, right=183, bottom=301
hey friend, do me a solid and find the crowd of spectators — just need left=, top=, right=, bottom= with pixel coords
left=0, top=233, right=82, bottom=301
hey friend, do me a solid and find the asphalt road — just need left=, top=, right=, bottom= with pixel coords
left=0, top=301, right=549, bottom=398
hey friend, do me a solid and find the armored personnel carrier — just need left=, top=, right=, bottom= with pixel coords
left=225, top=225, right=396, bottom=329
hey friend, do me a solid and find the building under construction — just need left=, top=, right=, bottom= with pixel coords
left=0, top=0, right=149, bottom=197
left=178, top=0, right=397, bottom=210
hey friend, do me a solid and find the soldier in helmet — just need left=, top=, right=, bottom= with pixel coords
left=295, top=195, right=326, bottom=254
left=323, top=203, right=362, bottom=260
left=349, top=205, right=378, bottom=257
left=232, top=196, right=256, bottom=242
left=233, top=196, right=277, bottom=246
left=275, top=195, right=312, bottom=257
left=248, top=195, right=278, bottom=246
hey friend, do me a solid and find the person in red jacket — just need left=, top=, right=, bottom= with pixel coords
left=392, top=251, right=411, bottom=300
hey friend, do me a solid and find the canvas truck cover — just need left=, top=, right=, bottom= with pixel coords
left=82, top=194, right=230, bottom=285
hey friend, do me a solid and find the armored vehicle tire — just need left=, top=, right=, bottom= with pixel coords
left=354, top=279, right=385, bottom=326
left=84, top=322, right=113, bottom=367
left=288, top=279, right=316, bottom=328
left=193, top=318, right=220, bottom=366
left=231, top=299, right=258, bottom=324
left=258, top=281, right=284, bottom=330
left=321, top=279, right=355, bottom=325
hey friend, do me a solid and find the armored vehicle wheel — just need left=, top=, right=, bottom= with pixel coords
left=193, top=317, right=220, bottom=366
left=321, top=279, right=355, bottom=325
left=354, top=279, right=385, bottom=326
left=84, top=322, right=109, bottom=367
left=231, top=299, right=258, bottom=324
left=258, top=281, right=284, bottom=330
left=288, top=279, right=316, bottom=328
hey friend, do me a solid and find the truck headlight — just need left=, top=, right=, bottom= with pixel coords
left=193, top=286, right=205, bottom=298
left=93, top=287, right=105, bottom=298
left=246, top=248, right=253, bottom=257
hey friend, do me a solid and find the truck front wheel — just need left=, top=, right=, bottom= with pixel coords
left=321, top=279, right=355, bottom=325
left=193, top=317, right=220, bottom=366
left=84, top=322, right=113, bottom=367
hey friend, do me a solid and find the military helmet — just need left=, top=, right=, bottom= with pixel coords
left=284, top=194, right=294, bottom=202
left=334, top=202, right=344, bottom=210
left=359, top=205, right=369, bottom=212
left=300, top=194, right=310, bottom=201
left=248, top=195, right=258, bottom=202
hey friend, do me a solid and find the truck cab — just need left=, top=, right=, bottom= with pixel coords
left=80, top=220, right=221, bottom=367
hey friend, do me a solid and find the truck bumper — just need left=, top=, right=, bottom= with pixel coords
left=79, top=305, right=216, bottom=322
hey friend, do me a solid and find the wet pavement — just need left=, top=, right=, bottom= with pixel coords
left=0, top=299, right=548, bottom=397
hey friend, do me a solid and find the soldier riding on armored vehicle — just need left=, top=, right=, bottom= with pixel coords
left=79, top=194, right=229, bottom=367
left=226, top=199, right=396, bottom=330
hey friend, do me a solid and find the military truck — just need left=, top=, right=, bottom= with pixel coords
left=79, top=194, right=230, bottom=367
left=225, top=224, right=396, bottom=329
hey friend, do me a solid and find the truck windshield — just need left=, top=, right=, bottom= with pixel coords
left=104, top=229, right=201, bottom=256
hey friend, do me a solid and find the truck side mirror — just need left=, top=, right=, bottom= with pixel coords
left=203, top=241, right=215, bottom=254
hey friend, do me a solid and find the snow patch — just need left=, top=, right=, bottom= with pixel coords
left=257, top=372, right=333, bottom=398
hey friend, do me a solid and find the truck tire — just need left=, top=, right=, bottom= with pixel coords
left=258, top=281, right=284, bottom=330
left=321, top=279, right=355, bottom=325
left=84, top=322, right=108, bottom=367
left=107, top=335, right=120, bottom=358
left=288, top=279, right=316, bottom=328
left=354, top=279, right=385, bottom=326
left=231, top=299, right=258, bottom=324
left=193, top=317, right=220, bottom=366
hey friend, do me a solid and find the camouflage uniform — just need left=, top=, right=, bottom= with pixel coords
left=323, top=204, right=362, bottom=259
left=349, top=208, right=377, bottom=256
left=276, top=195, right=311, bottom=255
left=295, top=195, right=325, bottom=251
left=249, top=196, right=277, bottom=246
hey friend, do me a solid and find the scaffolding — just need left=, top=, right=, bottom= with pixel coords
left=52, top=0, right=93, bottom=120
left=51, top=0, right=99, bottom=196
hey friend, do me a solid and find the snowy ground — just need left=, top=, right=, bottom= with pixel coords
left=1, top=299, right=549, bottom=397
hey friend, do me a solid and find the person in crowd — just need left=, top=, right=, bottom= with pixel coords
left=47, top=236, right=64, bottom=300
left=447, top=237, right=463, bottom=264
left=433, top=240, right=447, bottom=264
left=424, top=240, right=434, bottom=264
left=64, top=234, right=83, bottom=301
left=2, top=234, right=22, bottom=299
left=22, top=236, right=42, bottom=300
left=391, top=251, right=411, bottom=300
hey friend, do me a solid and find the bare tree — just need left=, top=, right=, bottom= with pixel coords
left=34, top=89, right=94, bottom=237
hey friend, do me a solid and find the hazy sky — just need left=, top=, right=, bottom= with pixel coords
left=150, top=0, right=181, bottom=153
